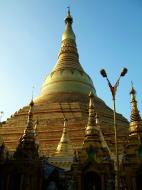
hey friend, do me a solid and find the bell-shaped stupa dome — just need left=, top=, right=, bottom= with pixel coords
left=35, top=9, right=96, bottom=103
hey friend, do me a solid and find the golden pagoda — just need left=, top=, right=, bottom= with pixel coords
left=0, top=10, right=128, bottom=157
left=14, top=100, right=39, bottom=160
left=35, top=8, right=96, bottom=104
left=71, top=92, right=114, bottom=190
left=48, top=118, right=74, bottom=170
left=121, top=84, right=142, bottom=189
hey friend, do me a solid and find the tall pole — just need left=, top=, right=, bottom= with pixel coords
left=113, top=95, right=119, bottom=190
left=100, top=68, right=127, bottom=190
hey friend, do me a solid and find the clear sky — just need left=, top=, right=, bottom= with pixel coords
left=0, top=0, right=142, bottom=121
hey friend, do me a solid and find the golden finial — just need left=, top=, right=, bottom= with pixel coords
left=65, top=6, right=73, bottom=24
left=32, top=85, right=35, bottom=100
left=28, top=85, right=35, bottom=123
left=129, top=82, right=142, bottom=138
left=25, top=85, right=34, bottom=120
left=14, top=99, right=39, bottom=159
left=22, top=100, right=35, bottom=141
left=28, top=99, right=34, bottom=122
left=67, top=6, right=71, bottom=16
left=64, top=117, right=68, bottom=128
left=129, top=83, right=141, bottom=123
left=130, top=81, right=136, bottom=95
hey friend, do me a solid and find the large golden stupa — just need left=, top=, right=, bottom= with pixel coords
left=0, top=10, right=128, bottom=156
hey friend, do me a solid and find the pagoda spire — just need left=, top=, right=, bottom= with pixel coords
left=65, top=7, right=73, bottom=25
left=82, top=92, right=112, bottom=162
left=56, top=118, right=74, bottom=156
left=130, top=83, right=141, bottom=122
left=36, top=10, right=96, bottom=103
left=52, top=9, right=84, bottom=73
left=122, top=84, right=142, bottom=179
left=83, top=92, right=101, bottom=149
left=48, top=118, right=74, bottom=170
left=62, top=7, right=74, bottom=41
left=129, top=83, right=142, bottom=136
left=22, top=100, right=36, bottom=141
left=14, top=100, right=39, bottom=160
left=84, top=92, right=98, bottom=139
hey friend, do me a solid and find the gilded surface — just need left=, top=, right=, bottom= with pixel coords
left=0, top=10, right=128, bottom=158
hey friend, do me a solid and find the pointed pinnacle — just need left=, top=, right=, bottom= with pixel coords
left=130, top=81, right=136, bottom=95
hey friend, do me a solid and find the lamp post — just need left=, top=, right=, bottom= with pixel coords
left=100, top=68, right=128, bottom=190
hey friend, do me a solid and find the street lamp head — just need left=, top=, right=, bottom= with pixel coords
left=100, top=69, right=107, bottom=78
left=120, top=68, right=128, bottom=77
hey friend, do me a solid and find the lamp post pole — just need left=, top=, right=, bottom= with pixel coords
left=100, top=68, right=127, bottom=190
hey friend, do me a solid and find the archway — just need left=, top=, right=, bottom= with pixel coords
left=136, top=173, right=142, bottom=190
left=9, top=173, right=21, bottom=190
left=83, top=171, right=101, bottom=190
left=135, top=165, right=142, bottom=190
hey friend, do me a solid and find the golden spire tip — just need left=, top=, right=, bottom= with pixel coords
left=64, top=118, right=68, bottom=128
left=131, top=81, right=133, bottom=87
left=65, top=6, right=73, bottom=24
left=89, top=91, right=94, bottom=97
left=130, top=81, right=136, bottom=95
left=30, top=99, right=34, bottom=107
left=67, top=6, right=71, bottom=16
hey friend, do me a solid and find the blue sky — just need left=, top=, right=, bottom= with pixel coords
left=0, top=0, right=142, bottom=121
